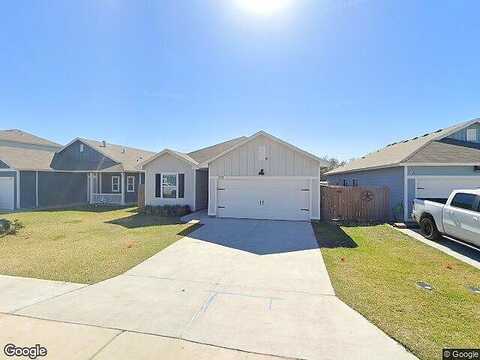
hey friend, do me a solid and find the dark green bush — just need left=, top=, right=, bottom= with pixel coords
left=144, top=205, right=191, bottom=217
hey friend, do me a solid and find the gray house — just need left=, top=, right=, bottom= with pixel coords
left=142, top=131, right=329, bottom=221
left=326, top=119, right=480, bottom=221
left=0, top=130, right=154, bottom=211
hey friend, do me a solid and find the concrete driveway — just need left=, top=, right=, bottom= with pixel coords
left=6, top=216, right=415, bottom=359
left=397, top=227, right=480, bottom=270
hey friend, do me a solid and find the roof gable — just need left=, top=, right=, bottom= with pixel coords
left=141, top=149, right=199, bottom=168
left=57, top=138, right=155, bottom=171
left=141, top=136, right=248, bottom=169
left=200, top=131, right=327, bottom=167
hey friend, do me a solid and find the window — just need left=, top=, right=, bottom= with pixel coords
left=450, top=193, right=477, bottom=211
left=79, top=143, right=84, bottom=152
left=343, top=179, right=349, bottom=186
left=467, top=128, right=478, bottom=142
left=352, top=179, right=359, bottom=187
left=162, top=174, right=177, bottom=198
left=154, top=173, right=185, bottom=199
left=127, top=176, right=135, bottom=192
left=111, top=176, right=120, bottom=192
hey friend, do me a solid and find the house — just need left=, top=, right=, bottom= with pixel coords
left=142, top=131, right=329, bottom=221
left=326, top=119, right=480, bottom=221
left=0, top=130, right=154, bottom=211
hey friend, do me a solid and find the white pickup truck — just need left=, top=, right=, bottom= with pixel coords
left=412, top=189, right=480, bottom=246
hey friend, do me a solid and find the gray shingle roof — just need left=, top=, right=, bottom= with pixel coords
left=327, top=119, right=480, bottom=175
left=0, top=129, right=60, bottom=170
left=406, top=139, right=480, bottom=164
left=79, top=138, right=156, bottom=171
left=0, top=145, right=56, bottom=170
left=0, top=129, right=61, bottom=148
left=187, top=137, right=248, bottom=163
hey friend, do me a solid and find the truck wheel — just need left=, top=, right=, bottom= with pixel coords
left=420, top=217, right=441, bottom=240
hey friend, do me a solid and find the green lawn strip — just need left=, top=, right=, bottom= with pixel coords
left=312, top=222, right=480, bottom=360
left=0, top=207, right=199, bottom=284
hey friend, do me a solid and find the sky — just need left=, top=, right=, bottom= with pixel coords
left=0, top=0, right=479, bottom=160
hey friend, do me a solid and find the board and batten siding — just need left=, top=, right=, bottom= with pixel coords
left=209, top=135, right=319, bottom=177
left=208, top=134, right=322, bottom=219
left=144, top=153, right=196, bottom=210
left=326, top=167, right=404, bottom=221
left=447, top=123, right=480, bottom=143
left=51, top=140, right=118, bottom=171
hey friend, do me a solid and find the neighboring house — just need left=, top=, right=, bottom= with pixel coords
left=142, top=131, right=329, bottom=221
left=0, top=129, right=154, bottom=211
left=326, top=119, right=480, bottom=221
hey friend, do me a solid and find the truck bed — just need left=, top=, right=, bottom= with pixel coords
left=416, top=198, right=448, bottom=204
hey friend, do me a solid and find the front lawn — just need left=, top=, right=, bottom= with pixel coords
left=313, top=222, right=480, bottom=360
left=0, top=207, right=198, bottom=284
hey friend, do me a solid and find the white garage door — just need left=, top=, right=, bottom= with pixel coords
left=217, top=178, right=310, bottom=221
left=0, top=177, right=15, bottom=211
left=416, top=177, right=480, bottom=199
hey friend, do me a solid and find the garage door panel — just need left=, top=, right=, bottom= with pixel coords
left=416, top=177, right=480, bottom=199
left=0, top=177, right=15, bottom=211
left=217, top=179, right=310, bottom=221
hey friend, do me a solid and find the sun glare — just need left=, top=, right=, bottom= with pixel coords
left=234, top=0, right=293, bottom=16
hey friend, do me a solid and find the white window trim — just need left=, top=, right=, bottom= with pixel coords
left=467, top=128, right=478, bottom=142
left=161, top=172, right=179, bottom=199
left=79, top=143, right=84, bottom=152
left=112, top=176, right=120, bottom=193
left=127, top=175, right=135, bottom=193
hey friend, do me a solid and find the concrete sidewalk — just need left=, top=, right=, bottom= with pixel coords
left=0, top=275, right=86, bottom=313
left=0, top=314, right=275, bottom=360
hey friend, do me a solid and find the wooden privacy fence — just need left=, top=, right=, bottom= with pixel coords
left=138, top=184, right=145, bottom=210
left=321, top=185, right=390, bottom=222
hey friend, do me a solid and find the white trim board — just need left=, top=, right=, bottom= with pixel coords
left=407, top=175, right=480, bottom=179
left=111, top=175, right=120, bottom=193
left=402, top=163, right=480, bottom=167
left=126, top=175, right=135, bottom=193
left=16, top=170, right=20, bottom=209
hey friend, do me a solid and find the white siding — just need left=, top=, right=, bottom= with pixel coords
left=208, top=134, right=321, bottom=220
left=209, top=134, right=319, bottom=177
left=144, top=153, right=196, bottom=210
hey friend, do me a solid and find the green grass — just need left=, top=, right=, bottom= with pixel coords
left=312, top=222, right=480, bottom=360
left=0, top=207, right=199, bottom=284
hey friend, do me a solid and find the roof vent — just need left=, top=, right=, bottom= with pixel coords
left=101, top=140, right=106, bottom=147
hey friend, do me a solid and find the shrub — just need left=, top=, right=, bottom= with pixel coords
left=144, top=205, right=191, bottom=217
left=0, top=219, right=23, bottom=235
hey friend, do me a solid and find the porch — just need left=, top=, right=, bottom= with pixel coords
left=87, top=172, right=140, bottom=206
